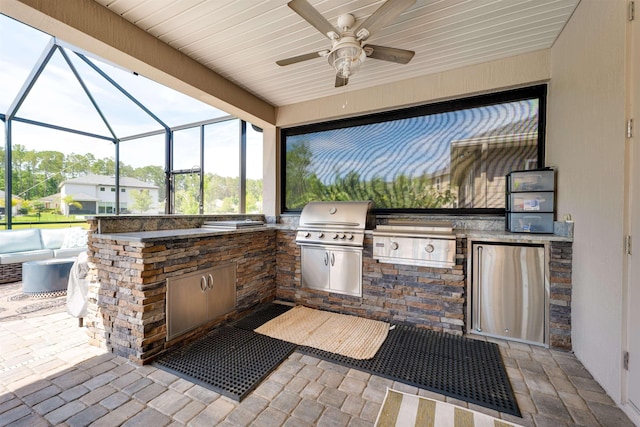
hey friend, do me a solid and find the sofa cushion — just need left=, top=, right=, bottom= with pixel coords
left=61, top=228, right=88, bottom=249
left=0, top=229, right=44, bottom=254
left=0, top=249, right=54, bottom=264
left=40, top=228, right=70, bottom=249
left=54, top=247, right=86, bottom=258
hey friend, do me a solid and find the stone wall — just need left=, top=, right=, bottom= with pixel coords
left=84, top=217, right=573, bottom=360
left=275, top=230, right=574, bottom=349
left=85, top=225, right=276, bottom=364
left=275, top=230, right=467, bottom=334
left=549, top=241, right=573, bottom=350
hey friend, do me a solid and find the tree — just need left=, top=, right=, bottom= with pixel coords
left=131, top=165, right=166, bottom=200
left=65, top=153, right=96, bottom=178
left=62, top=195, right=82, bottom=215
left=220, top=197, right=237, bottom=213
left=174, top=174, right=200, bottom=214
left=286, top=141, right=314, bottom=208
left=130, top=189, right=153, bottom=213
left=91, top=157, right=115, bottom=175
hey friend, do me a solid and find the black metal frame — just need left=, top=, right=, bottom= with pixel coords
left=2, top=38, right=253, bottom=228
left=280, top=85, right=547, bottom=215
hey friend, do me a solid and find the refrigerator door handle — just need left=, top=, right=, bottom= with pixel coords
left=476, top=245, right=483, bottom=332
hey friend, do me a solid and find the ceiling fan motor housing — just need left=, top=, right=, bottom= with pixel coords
left=337, top=13, right=356, bottom=31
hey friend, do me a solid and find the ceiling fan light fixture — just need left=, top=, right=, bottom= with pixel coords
left=328, top=44, right=365, bottom=78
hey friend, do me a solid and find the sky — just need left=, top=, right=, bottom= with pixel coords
left=0, top=14, right=262, bottom=179
left=288, top=99, right=538, bottom=184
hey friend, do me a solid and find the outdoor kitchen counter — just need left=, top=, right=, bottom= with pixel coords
left=362, top=228, right=572, bottom=242
left=456, top=229, right=573, bottom=242
left=85, top=223, right=281, bottom=363
left=91, top=224, right=282, bottom=243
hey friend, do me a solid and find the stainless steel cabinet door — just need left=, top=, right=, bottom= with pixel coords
left=167, top=264, right=237, bottom=341
left=301, top=246, right=330, bottom=291
left=472, top=243, right=545, bottom=344
left=329, top=248, right=362, bottom=297
left=166, top=269, right=209, bottom=341
left=207, top=264, right=236, bottom=319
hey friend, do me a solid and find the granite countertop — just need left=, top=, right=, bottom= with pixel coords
left=364, top=228, right=571, bottom=242
left=93, top=223, right=571, bottom=243
left=457, top=229, right=572, bottom=242
left=93, top=224, right=281, bottom=243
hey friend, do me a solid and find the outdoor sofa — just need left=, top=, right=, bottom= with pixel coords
left=0, top=227, right=87, bottom=284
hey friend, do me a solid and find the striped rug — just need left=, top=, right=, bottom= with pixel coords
left=375, top=389, right=524, bottom=427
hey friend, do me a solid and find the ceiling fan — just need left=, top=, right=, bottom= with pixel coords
left=276, top=0, right=416, bottom=87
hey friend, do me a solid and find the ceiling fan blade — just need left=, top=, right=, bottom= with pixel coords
left=276, top=51, right=324, bottom=66
left=335, top=75, right=349, bottom=87
left=288, top=0, right=337, bottom=39
left=364, top=44, right=415, bottom=64
left=354, top=0, right=416, bottom=39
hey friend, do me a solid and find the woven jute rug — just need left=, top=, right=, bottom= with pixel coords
left=254, top=305, right=389, bottom=360
left=375, top=389, right=524, bottom=427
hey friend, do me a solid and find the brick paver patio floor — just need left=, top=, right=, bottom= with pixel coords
left=0, top=285, right=635, bottom=426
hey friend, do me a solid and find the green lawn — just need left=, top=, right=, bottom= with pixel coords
left=1, top=213, right=89, bottom=230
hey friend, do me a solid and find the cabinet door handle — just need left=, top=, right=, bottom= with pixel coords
left=476, top=246, right=483, bottom=332
left=324, top=252, right=329, bottom=266
left=208, top=274, right=214, bottom=290
left=200, top=276, right=207, bottom=292
left=331, top=252, right=335, bottom=266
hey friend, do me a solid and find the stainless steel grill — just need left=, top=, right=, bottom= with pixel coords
left=295, top=201, right=375, bottom=248
left=373, top=221, right=456, bottom=268
left=296, top=201, right=375, bottom=297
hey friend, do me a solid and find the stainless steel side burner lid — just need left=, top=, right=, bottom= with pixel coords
left=373, top=220, right=456, bottom=268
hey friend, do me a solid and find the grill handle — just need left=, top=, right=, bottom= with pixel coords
left=324, top=252, right=329, bottom=266
left=330, top=252, right=335, bottom=266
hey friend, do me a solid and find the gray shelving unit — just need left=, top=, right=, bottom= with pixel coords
left=505, top=168, right=555, bottom=233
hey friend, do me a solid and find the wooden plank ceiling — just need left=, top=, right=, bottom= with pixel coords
left=93, top=0, right=580, bottom=107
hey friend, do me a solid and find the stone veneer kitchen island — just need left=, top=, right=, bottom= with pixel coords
left=83, top=214, right=573, bottom=365
left=84, top=215, right=277, bottom=364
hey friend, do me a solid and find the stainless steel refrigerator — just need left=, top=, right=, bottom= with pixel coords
left=470, top=242, right=546, bottom=345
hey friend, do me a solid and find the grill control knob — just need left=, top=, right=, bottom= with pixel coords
left=332, top=233, right=339, bottom=240
left=304, top=232, right=311, bottom=238
left=390, top=242, right=399, bottom=250
left=339, top=234, right=346, bottom=240
left=347, top=234, right=354, bottom=240
left=317, top=232, right=324, bottom=238
left=425, top=244, right=435, bottom=253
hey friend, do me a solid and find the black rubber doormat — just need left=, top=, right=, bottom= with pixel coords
left=154, top=325, right=297, bottom=401
left=234, top=303, right=293, bottom=331
left=298, top=324, right=521, bottom=417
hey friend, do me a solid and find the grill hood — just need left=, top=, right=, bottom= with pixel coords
left=298, top=201, right=375, bottom=231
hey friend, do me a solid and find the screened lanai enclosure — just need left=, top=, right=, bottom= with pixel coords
left=0, top=14, right=263, bottom=230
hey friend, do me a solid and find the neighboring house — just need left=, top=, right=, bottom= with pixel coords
left=449, top=118, right=538, bottom=209
left=428, top=166, right=451, bottom=201
left=38, top=193, right=62, bottom=212
left=59, top=174, right=160, bottom=215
